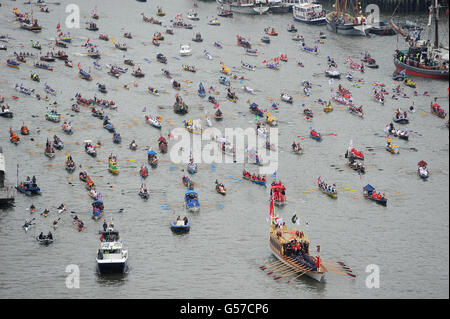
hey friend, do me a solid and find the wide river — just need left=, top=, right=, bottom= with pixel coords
left=0, top=0, right=448, bottom=298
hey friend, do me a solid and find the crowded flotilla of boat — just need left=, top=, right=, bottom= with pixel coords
left=1, top=0, right=447, bottom=292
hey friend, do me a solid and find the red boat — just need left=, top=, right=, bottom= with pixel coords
left=140, top=165, right=149, bottom=178
left=347, top=148, right=364, bottom=160
left=271, top=182, right=286, bottom=206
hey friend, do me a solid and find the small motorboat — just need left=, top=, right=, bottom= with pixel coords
left=170, top=220, right=190, bottom=233
left=139, top=185, right=150, bottom=199
left=417, top=160, right=429, bottom=180
left=129, top=140, right=138, bottom=150
left=124, top=59, right=135, bottom=66
left=218, top=10, right=233, bottom=18
left=36, top=234, right=54, bottom=245
left=97, top=83, right=107, bottom=93
left=187, top=9, right=200, bottom=21
left=180, top=44, right=192, bottom=56
left=208, top=18, right=220, bottom=26
left=310, top=128, right=321, bottom=141
left=115, top=43, right=127, bottom=51
left=86, top=22, right=99, bottom=31
left=132, top=68, right=145, bottom=78
left=261, top=36, right=270, bottom=44
left=192, top=32, right=203, bottom=42
left=156, top=53, right=167, bottom=64
left=287, top=24, right=297, bottom=32
left=281, top=93, right=293, bottom=104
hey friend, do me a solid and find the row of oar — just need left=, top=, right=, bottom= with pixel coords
left=260, top=257, right=314, bottom=283
left=260, top=257, right=356, bottom=283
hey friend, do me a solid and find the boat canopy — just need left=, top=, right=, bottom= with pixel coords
left=92, top=200, right=103, bottom=206
left=147, top=150, right=157, bottom=155
left=363, top=184, right=375, bottom=192
left=185, top=189, right=197, bottom=195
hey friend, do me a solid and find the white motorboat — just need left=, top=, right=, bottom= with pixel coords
left=217, top=0, right=269, bottom=15
left=146, top=115, right=162, bottom=129
left=180, top=44, right=192, bottom=56
left=293, top=0, right=327, bottom=25
left=187, top=9, right=200, bottom=20
left=325, top=68, right=341, bottom=79
left=96, top=228, right=128, bottom=274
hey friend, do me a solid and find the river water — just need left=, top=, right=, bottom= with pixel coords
left=0, top=0, right=448, bottom=299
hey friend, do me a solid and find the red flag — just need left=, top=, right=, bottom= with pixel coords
left=214, top=104, right=220, bottom=109
left=87, top=38, right=90, bottom=43
left=56, top=22, right=60, bottom=30
left=269, top=195, right=274, bottom=217
left=317, top=245, right=320, bottom=253
left=77, top=62, right=81, bottom=71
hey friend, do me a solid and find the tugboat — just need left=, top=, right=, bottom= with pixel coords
left=96, top=223, right=128, bottom=274
left=392, top=0, right=449, bottom=80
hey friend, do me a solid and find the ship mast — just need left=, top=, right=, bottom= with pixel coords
left=433, top=0, right=439, bottom=49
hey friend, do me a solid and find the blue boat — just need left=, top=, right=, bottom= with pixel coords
left=310, top=128, right=322, bottom=141
left=249, top=103, right=264, bottom=117
left=92, top=200, right=104, bottom=220
left=198, top=82, right=206, bottom=97
left=187, top=161, right=197, bottom=174
left=185, top=189, right=200, bottom=212
left=147, top=150, right=158, bottom=168
left=113, top=133, right=121, bottom=144
left=16, top=181, right=42, bottom=196
left=170, top=221, right=190, bottom=233
left=219, top=76, right=230, bottom=86
left=79, top=69, right=92, bottom=80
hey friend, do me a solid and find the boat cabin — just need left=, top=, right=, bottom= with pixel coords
left=99, top=229, right=120, bottom=242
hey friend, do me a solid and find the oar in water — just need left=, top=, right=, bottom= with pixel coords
left=260, top=260, right=283, bottom=270
left=287, top=269, right=311, bottom=283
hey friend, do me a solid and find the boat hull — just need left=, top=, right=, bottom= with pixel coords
left=293, top=16, right=326, bottom=25
left=393, top=58, right=449, bottom=80
left=96, top=261, right=127, bottom=274
left=269, top=242, right=324, bottom=282
left=326, top=16, right=370, bottom=36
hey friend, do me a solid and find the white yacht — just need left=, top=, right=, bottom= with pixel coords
left=180, top=44, right=192, bottom=56
left=293, top=0, right=326, bottom=25
left=187, top=9, right=200, bottom=20
left=96, top=228, right=128, bottom=274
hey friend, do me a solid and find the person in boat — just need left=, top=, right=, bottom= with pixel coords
left=43, top=209, right=49, bottom=217
left=38, top=232, right=44, bottom=240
